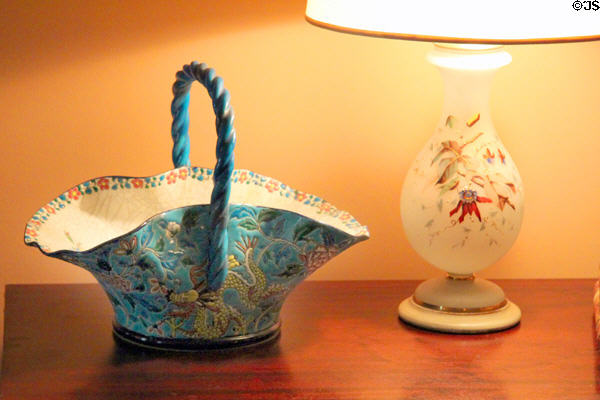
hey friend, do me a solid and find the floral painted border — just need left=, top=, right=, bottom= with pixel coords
left=25, top=167, right=368, bottom=250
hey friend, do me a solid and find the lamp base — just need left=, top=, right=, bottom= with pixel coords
left=398, top=276, right=521, bottom=334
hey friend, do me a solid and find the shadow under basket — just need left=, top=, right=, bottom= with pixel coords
left=24, top=61, right=369, bottom=350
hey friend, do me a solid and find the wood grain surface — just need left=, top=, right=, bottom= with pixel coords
left=1, top=280, right=598, bottom=399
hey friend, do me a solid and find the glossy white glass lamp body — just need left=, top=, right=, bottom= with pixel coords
left=398, top=45, right=522, bottom=332
left=306, top=0, right=600, bottom=333
left=402, top=46, right=522, bottom=276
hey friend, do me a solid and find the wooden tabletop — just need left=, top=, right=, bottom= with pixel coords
left=2, top=280, right=599, bottom=399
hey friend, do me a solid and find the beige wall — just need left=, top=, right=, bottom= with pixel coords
left=2, top=1, right=599, bottom=333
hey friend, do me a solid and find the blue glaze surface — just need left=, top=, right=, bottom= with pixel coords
left=57, top=204, right=366, bottom=340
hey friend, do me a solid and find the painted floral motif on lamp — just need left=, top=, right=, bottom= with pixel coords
left=401, top=111, right=524, bottom=275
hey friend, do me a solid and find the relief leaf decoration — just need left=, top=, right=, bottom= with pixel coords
left=431, top=141, right=461, bottom=166
left=445, top=115, right=457, bottom=128
left=487, top=172, right=518, bottom=211
left=258, top=209, right=281, bottom=224
left=432, top=133, right=484, bottom=190
left=497, top=195, right=516, bottom=211
left=437, top=161, right=458, bottom=185
left=438, top=178, right=459, bottom=197
left=293, top=222, right=320, bottom=242
left=239, top=218, right=259, bottom=231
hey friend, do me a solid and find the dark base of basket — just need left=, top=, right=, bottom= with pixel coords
left=112, top=322, right=281, bottom=351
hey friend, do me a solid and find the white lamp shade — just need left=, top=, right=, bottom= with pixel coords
left=306, top=0, right=600, bottom=44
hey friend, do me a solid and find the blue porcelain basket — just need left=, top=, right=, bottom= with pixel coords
left=24, top=62, right=369, bottom=350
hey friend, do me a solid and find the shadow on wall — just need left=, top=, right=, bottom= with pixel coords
left=1, top=0, right=305, bottom=79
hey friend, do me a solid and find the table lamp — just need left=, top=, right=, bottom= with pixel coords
left=306, top=0, right=600, bottom=333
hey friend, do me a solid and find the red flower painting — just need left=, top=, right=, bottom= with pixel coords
left=449, top=189, right=492, bottom=223
left=97, top=178, right=110, bottom=190
left=68, top=187, right=82, bottom=201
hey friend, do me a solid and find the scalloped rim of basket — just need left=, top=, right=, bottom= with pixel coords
left=25, top=167, right=369, bottom=254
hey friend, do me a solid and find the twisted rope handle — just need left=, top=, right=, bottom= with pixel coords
left=171, top=62, right=236, bottom=291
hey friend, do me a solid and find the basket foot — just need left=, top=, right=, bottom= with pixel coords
left=112, top=322, right=281, bottom=351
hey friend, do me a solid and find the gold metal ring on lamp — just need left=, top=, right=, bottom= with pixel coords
left=411, top=296, right=508, bottom=314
